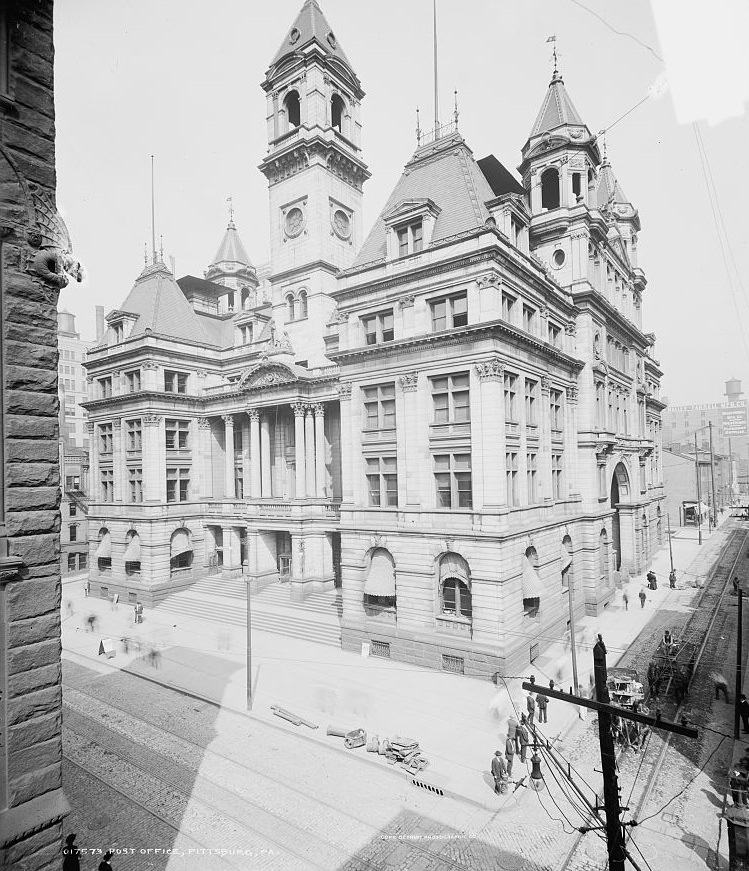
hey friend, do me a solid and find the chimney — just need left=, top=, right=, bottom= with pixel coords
left=95, top=305, right=105, bottom=341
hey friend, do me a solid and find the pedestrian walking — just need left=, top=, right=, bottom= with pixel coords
left=83, top=580, right=90, bottom=597
left=98, top=850, right=114, bottom=871
left=622, top=590, right=629, bottom=610
left=65, top=601, right=74, bottom=618
left=647, top=661, right=658, bottom=697
left=121, top=636, right=130, bottom=655
left=647, top=570, right=657, bottom=591
left=669, top=569, right=677, bottom=589
left=504, top=733, right=515, bottom=777
left=517, top=719, right=530, bottom=763
left=536, top=691, right=548, bottom=724
left=491, top=751, right=507, bottom=795
left=63, top=834, right=81, bottom=871
left=740, top=694, right=749, bottom=733
left=639, top=588, right=647, bottom=608
left=713, top=672, right=730, bottom=703
left=86, top=614, right=97, bottom=633
left=507, top=714, right=519, bottom=753
left=526, top=692, right=536, bottom=727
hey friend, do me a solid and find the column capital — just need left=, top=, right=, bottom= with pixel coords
left=475, top=358, right=504, bottom=380
left=143, top=414, right=162, bottom=427
left=540, top=376, right=551, bottom=394
left=566, top=386, right=578, bottom=404
left=198, top=417, right=211, bottom=429
left=247, top=408, right=260, bottom=422
left=86, top=422, right=95, bottom=434
left=337, top=383, right=352, bottom=401
left=312, top=402, right=325, bottom=418
left=398, top=372, right=419, bottom=392
left=398, top=294, right=415, bottom=309
left=222, top=414, right=235, bottom=426
left=292, top=402, right=307, bottom=418
left=112, top=418, right=122, bottom=428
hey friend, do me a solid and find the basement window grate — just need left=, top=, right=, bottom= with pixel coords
left=411, top=776, right=444, bottom=796
left=100, top=586, right=109, bottom=598
left=371, top=640, right=390, bottom=658
left=442, top=654, right=464, bottom=674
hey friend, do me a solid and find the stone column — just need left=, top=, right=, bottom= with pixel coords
left=396, top=373, right=419, bottom=506
left=540, top=376, right=553, bottom=501
left=87, top=422, right=98, bottom=500
left=475, top=358, right=505, bottom=507
left=305, top=406, right=315, bottom=497
left=223, top=415, right=235, bottom=499
left=248, top=410, right=261, bottom=498
left=314, top=403, right=326, bottom=497
left=241, top=417, right=250, bottom=499
left=197, top=418, right=212, bottom=499
left=142, top=415, right=163, bottom=501
left=260, top=411, right=272, bottom=497
left=338, top=384, right=355, bottom=503
left=292, top=402, right=306, bottom=499
left=112, top=418, right=123, bottom=501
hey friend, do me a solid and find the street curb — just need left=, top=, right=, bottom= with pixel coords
left=62, top=648, right=499, bottom=812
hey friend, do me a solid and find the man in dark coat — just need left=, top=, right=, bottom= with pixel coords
left=517, top=717, right=530, bottom=763
left=491, top=750, right=507, bottom=794
left=63, top=834, right=81, bottom=871
left=536, top=691, right=548, bottom=723
left=740, top=694, right=749, bottom=733
left=526, top=692, right=536, bottom=726
left=98, top=850, right=114, bottom=871
left=505, top=733, right=516, bottom=777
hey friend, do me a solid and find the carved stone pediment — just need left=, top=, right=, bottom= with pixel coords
left=238, top=361, right=298, bottom=391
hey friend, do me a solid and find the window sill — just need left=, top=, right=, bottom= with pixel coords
left=436, top=614, right=473, bottom=637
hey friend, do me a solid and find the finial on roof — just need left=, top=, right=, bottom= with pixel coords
left=416, top=106, right=422, bottom=145
left=159, top=235, right=164, bottom=264
left=547, top=34, right=561, bottom=81
left=453, top=89, right=459, bottom=128
left=599, top=130, right=608, bottom=163
left=144, top=243, right=148, bottom=266
left=226, top=195, right=235, bottom=227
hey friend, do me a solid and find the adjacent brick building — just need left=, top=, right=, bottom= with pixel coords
left=1, top=1, right=81, bottom=868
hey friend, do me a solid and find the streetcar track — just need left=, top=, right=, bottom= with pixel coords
left=560, top=525, right=749, bottom=871
left=62, top=681, right=486, bottom=871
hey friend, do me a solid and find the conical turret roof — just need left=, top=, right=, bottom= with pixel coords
left=596, top=159, right=633, bottom=213
left=529, top=70, right=586, bottom=138
left=271, top=0, right=352, bottom=70
left=209, top=220, right=253, bottom=270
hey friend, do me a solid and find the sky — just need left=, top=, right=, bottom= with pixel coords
left=53, top=0, right=749, bottom=406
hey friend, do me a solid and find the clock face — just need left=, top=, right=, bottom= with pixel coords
left=332, top=208, right=351, bottom=239
left=285, top=207, right=304, bottom=238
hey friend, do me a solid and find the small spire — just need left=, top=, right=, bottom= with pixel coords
left=547, top=34, right=560, bottom=80
left=453, top=88, right=459, bottom=128
left=226, top=195, right=235, bottom=226
left=599, top=130, right=608, bottom=162
left=159, top=234, right=164, bottom=263
left=144, top=243, right=148, bottom=266
left=416, top=106, right=422, bottom=145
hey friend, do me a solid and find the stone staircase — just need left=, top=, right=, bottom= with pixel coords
left=155, top=575, right=343, bottom=647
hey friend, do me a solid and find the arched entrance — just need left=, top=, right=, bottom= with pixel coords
left=610, top=463, right=630, bottom=571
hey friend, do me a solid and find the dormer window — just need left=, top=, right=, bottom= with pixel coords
left=397, top=221, right=423, bottom=257
left=240, top=324, right=253, bottom=344
left=384, top=198, right=440, bottom=260
left=284, top=90, right=300, bottom=129
left=112, top=322, right=124, bottom=343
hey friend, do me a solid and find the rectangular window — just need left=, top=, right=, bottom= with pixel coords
left=234, top=466, right=244, bottom=500
left=164, top=370, right=188, bottom=393
left=80, top=553, right=88, bottom=570
left=548, top=322, right=561, bottom=347
left=527, top=452, right=538, bottom=503
left=67, top=553, right=76, bottom=572
left=98, top=377, right=112, bottom=399
left=69, top=502, right=77, bottom=517
left=362, top=384, right=396, bottom=430
left=125, top=369, right=141, bottom=393
left=100, top=469, right=114, bottom=502
left=595, top=383, right=605, bottom=429
left=126, top=419, right=142, bottom=452
left=166, top=467, right=190, bottom=503
left=431, top=373, right=470, bottom=424
left=65, top=475, right=81, bottom=490
left=396, top=220, right=423, bottom=257
left=504, top=373, right=518, bottom=422
left=598, top=464, right=607, bottom=498
left=165, top=418, right=190, bottom=451
left=69, top=524, right=77, bottom=542
left=128, top=468, right=143, bottom=503
left=552, top=453, right=564, bottom=499
left=502, top=292, right=516, bottom=322
left=525, top=379, right=538, bottom=425
left=99, top=423, right=113, bottom=455
left=523, top=305, right=536, bottom=334
left=550, top=389, right=563, bottom=430
left=112, top=323, right=124, bottom=343
left=240, top=324, right=253, bottom=344
left=365, top=456, right=398, bottom=507
left=434, top=453, right=472, bottom=509
left=430, top=292, right=468, bottom=331
left=506, top=451, right=519, bottom=506
left=361, top=310, right=394, bottom=345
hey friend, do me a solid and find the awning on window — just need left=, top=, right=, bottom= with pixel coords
left=124, top=534, right=141, bottom=562
left=364, top=550, right=396, bottom=597
left=439, top=553, right=470, bottom=586
left=95, top=532, right=111, bottom=558
left=561, top=541, right=572, bottom=572
left=522, top=559, right=544, bottom=599
left=171, top=529, right=192, bottom=558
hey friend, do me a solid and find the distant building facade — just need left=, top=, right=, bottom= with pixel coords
left=1, top=0, right=82, bottom=866
left=83, top=1, right=664, bottom=676
left=57, top=309, right=95, bottom=450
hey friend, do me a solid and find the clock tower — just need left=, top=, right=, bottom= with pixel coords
left=260, top=0, right=370, bottom=365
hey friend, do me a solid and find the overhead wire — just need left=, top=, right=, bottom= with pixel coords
left=565, top=0, right=664, bottom=63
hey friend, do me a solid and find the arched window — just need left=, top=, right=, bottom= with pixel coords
left=561, top=536, right=573, bottom=592
left=241, top=287, right=251, bottom=310
left=286, top=293, right=296, bottom=321
left=363, top=548, right=396, bottom=610
left=226, top=291, right=235, bottom=312
left=170, top=528, right=193, bottom=577
left=95, top=527, right=112, bottom=574
left=439, top=553, right=472, bottom=619
left=541, top=168, right=560, bottom=210
left=522, top=546, right=543, bottom=617
left=124, top=530, right=141, bottom=576
left=331, top=93, right=345, bottom=132
left=284, top=90, right=301, bottom=129
left=298, top=289, right=308, bottom=319
left=599, top=530, right=609, bottom=582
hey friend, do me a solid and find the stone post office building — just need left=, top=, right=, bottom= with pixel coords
left=83, top=0, right=666, bottom=678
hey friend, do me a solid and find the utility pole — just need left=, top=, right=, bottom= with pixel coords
left=243, top=564, right=254, bottom=710
left=736, top=589, right=743, bottom=740
left=728, top=437, right=733, bottom=506
left=695, top=432, right=703, bottom=545
left=667, top=512, right=674, bottom=575
left=709, top=422, right=718, bottom=528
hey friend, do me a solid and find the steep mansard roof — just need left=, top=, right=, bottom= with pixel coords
left=353, top=132, right=501, bottom=267
left=271, top=0, right=353, bottom=71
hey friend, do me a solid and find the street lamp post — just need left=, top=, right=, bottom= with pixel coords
left=667, top=513, right=674, bottom=575
left=695, top=432, right=703, bottom=546
left=708, top=421, right=718, bottom=528
left=243, top=561, right=253, bottom=710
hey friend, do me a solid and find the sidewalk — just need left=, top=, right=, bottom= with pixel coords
left=61, top=522, right=729, bottom=810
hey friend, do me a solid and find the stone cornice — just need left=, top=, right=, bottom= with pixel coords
left=328, top=318, right=585, bottom=372
left=571, top=285, right=652, bottom=351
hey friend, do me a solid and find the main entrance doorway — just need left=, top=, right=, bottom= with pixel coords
left=610, top=463, right=630, bottom=571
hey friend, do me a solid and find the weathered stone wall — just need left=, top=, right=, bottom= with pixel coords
left=1, top=2, right=71, bottom=869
